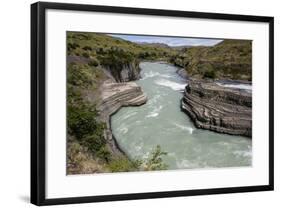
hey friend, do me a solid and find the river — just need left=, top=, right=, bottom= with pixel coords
left=111, top=62, right=252, bottom=170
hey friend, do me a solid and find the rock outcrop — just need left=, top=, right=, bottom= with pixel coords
left=97, top=81, right=147, bottom=155
left=105, top=61, right=141, bottom=83
left=67, top=55, right=141, bottom=83
left=176, top=68, right=189, bottom=79
left=182, top=80, right=252, bottom=137
left=119, top=62, right=141, bottom=82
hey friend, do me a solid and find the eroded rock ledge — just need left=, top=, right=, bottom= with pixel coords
left=97, top=81, right=147, bottom=155
left=182, top=80, right=252, bottom=137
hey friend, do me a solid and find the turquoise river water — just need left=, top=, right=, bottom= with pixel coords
left=111, top=62, right=252, bottom=170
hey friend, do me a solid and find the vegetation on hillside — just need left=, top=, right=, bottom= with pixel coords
left=67, top=62, right=168, bottom=174
left=67, top=32, right=252, bottom=81
left=67, top=32, right=179, bottom=83
left=67, top=32, right=177, bottom=62
left=67, top=63, right=108, bottom=173
left=170, top=40, right=252, bottom=80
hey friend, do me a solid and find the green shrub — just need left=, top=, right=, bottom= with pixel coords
left=203, top=69, right=216, bottom=79
left=83, top=46, right=92, bottom=51
left=97, top=47, right=105, bottom=54
left=68, top=42, right=80, bottom=51
left=82, top=52, right=90, bottom=58
left=97, top=146, right=112, bottom=162
left=82, top=133, right=106, bottom=153
left=143, top=145, right=168, bottom=171
left=67, top=64, right=93, bottom=87
left=67, top=103, right=103, bottom=140
left=88, top=59, right=99, bottom=67
left=99, top=49, right=134, bottom=67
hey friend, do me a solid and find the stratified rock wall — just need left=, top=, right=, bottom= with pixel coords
left=182, top=80, right=252, bottom=137
left=176, top=68, right=189, bottom=79
left=105, top=61, right=141, bottom=83
left=119, top=61, right=141, bottom=82
left=97, top=81, right=147, bottom=155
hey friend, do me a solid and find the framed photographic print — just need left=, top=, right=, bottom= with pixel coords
left=31, top=1, right=274, bottom=206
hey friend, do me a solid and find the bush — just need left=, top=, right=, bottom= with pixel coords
left=67, top=103, right=104, bottom=140
left=83, top=133, right=106, bottom=153
left=82, top=52, right=90, bottom=58
left=203, top=69, right=216, bottom=79
left=68, top=42, right=80, bottom=51
left=99, top=49, right=134, bottom=68
left=96, top=146, right=111, bottom=162
left=88, top=59, right=99, bottom=67
left=83, top=46, right=92, bottom=51
left=143, top=145, right=168, bottom=171
left=67, top=64, right=93, bottom=87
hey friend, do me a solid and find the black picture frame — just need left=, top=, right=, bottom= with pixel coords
left=31, top=1, right=274, bottom=206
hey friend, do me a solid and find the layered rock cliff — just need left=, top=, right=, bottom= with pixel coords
left=176, top=68, right=189, bottom=79
left=181, top=80, right=252, bottom=137
left=97, top=81, right=147, bottom=155
left=68, top=55, right=141, bottom=83
left=105, top=61, right=141, bottom=82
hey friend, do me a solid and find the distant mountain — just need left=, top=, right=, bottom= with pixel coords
left=136, top=42, right=171, bottom=48
left=172, top=45, right=192, bottom=50
left=137, top=42, right=193, bottom=50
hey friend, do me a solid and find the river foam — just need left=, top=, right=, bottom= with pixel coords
left=173, top=122, right=194, bottom=134
left=146, top=105, right=163, bottom=118
left=155, top=78, right=186, bottom=91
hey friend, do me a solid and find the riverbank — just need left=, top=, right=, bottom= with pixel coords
left=111, top=62, right=251, bottom=169
left=181, top=79, right=252, bottom=137
left=97, top=80, right=147, bottom=156
left=169, top=60, right=253, bottom=137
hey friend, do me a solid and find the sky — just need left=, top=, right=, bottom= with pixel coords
left=108, top=34, right=222, bottom=47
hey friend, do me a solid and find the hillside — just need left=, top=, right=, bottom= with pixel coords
left=170, top=39, right=252, bottom=80
left=67, top=32, right=177, bottom=62
left=67, top=33, right=252, bottom=81
left=67, top=32, right=171, bottom=174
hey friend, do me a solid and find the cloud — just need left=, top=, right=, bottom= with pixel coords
left=108, top=34, right=222, bottom=46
